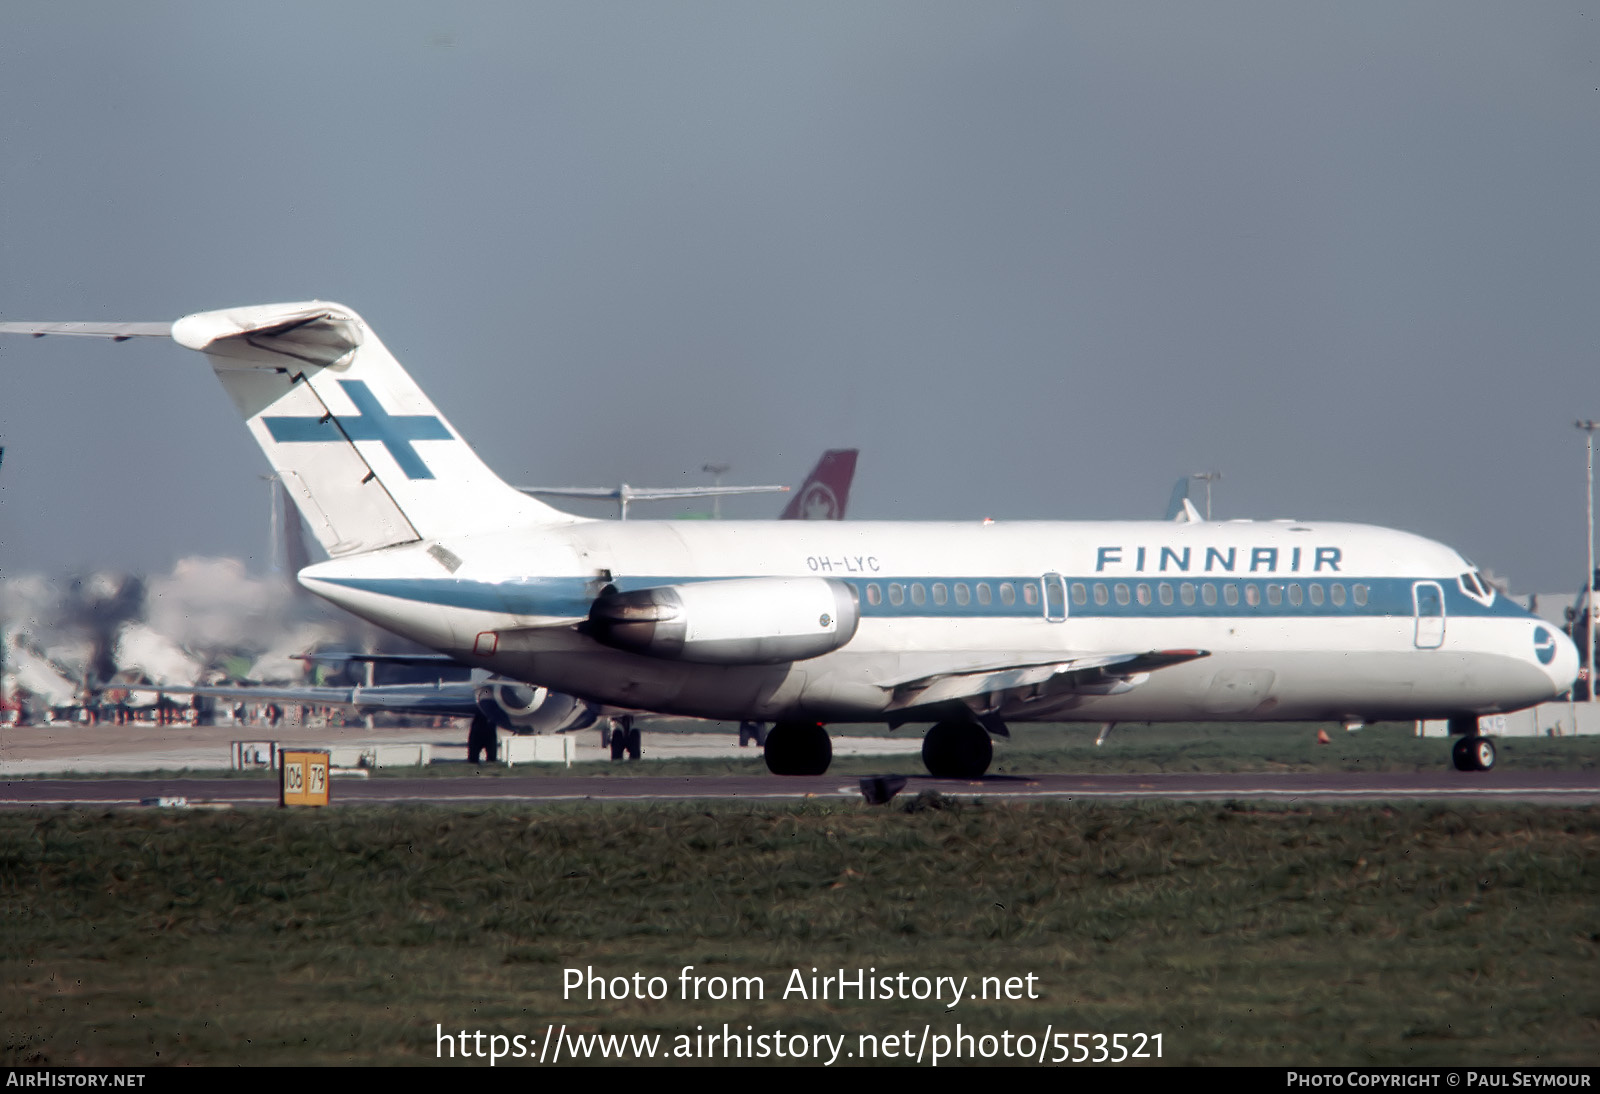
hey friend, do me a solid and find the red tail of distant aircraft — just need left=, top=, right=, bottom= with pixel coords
left=780, top=449, right=857, bottom=520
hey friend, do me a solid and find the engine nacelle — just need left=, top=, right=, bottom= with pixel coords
left=587, top=577, right=859, bottom=665
left=474, top=678, right=599, bottom=734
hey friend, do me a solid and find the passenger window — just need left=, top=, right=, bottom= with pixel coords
left=1353, top=584, right=1368, bottom=606
left=1136, top=583, right=1152, bottom=606
left=955, top=583, right=971, bottom=606
left=1071, top=582, right=1087, bottom=606
left=1244, top=584, right=1260, bottom=607
left=1201, top=583, right=1217, bottom=606
left=977, top=583, right=992, bottom=605
left=1288, top=583, right=1303, bottom=607
left=1000, top=583, right=1016, bottom=606
left=1158, top=582, right=1174, bottom=605
left=932, top=583, right=948, bottom=606
left=1114, top=583, right=1131, bottom=606
left=1180, top=582, right=1195, bottom=606
left=888, top=584, right=904, bottom=606
left=911, top=584, right=927, bottom=606
left=1224, top=584, right=1239, bottom=607
left=1266, top=584, right=1283, bottom=606
left=1330, top=583, right=1346, bottom=606
left=1022, top=583, right=1039, bottom=606
left=866, top=584, right=882, bottom=606
left=1094, top=583, right=1109, bottom=606
left=1308, top=584, right=1324, bottom=607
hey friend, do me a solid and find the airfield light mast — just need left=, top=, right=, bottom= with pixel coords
left=1190, top=470, right=1222, bottom=521
left=702, top=462, right=731, bottom=520
left=1577, top=422, right=1600, bottom=701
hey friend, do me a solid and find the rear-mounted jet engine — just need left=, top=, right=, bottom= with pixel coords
left=587, top=577, right=859, bottom=664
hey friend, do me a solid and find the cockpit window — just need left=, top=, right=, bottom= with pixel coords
left=1458, top=571, right=1496, bottom=607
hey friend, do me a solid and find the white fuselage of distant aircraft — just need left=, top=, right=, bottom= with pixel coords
left=2, top=302, right=1576, bottom=776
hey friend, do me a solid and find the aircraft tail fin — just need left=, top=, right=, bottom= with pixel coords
left=1164, top=478, right=1190, bottom=521
left=1164, top=479, right=1203, bottom=523
left=170, top=302, right=578, bottom=556
left=780, top=448, right=858, bottom=520
left=275, top=479, right=316, bottom=591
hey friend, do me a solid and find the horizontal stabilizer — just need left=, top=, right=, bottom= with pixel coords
left=0, top=320, right=173, bottom=340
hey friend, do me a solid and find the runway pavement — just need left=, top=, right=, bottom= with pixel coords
left=5, top=722, right=1595, bottom=808
left=5, top=770, right=1597, bottom=808
left=0, top=721, right=922, bottom=776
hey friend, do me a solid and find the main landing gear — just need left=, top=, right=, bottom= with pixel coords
left=609, top=715, right=642, bottom=761
left=921, top=719, right=994, bottom=779
left=467, top=713, right=498, bottom=764
left=1447, top=715, right=1496, bottom=772
left=763, top=720, right=832, bottom=776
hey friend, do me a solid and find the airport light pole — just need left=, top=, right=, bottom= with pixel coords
left=1577, top=422, right=1600, bottom=701
left=702, top=462, right=731, bottom=520
left=1190, top=471, right=1222, bottom=521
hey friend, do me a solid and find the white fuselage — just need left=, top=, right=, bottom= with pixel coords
left=298, top=517, right=1578, bottom=727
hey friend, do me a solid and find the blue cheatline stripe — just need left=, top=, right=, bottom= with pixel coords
left=263, top=380, right=453, bottom=480
left=312, top=573, right=1531, bottom=623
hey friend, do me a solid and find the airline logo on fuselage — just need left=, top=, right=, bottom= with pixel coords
left=1094, top=545, right=1343, bottom=574
left=1534, top=627, right=1557, bottom=665
left=263, top=380, right=453, bottom=480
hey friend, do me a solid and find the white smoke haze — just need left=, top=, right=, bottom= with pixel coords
left=247, top=622, right=351, bottom=684
left=111, top=622, right=203, bottom=688
left=2, top=556, right=372, bottom=700
left=143, top=557, right=292, bottom=656
left=0, top=573, right=64, bottom=640
left=2, top=638, right=81, bottom=708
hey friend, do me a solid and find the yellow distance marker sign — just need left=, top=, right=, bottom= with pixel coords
left=279, top=750, right=331, bottom=807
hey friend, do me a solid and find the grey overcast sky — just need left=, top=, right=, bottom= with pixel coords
left=2, top=2, right=1597, bottom=591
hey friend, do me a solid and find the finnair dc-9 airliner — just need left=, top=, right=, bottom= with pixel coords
left=3, top=302, right=1576, bottom=777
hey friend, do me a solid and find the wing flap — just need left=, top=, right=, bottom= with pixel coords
left=884, top=649, right=1209, bottom=712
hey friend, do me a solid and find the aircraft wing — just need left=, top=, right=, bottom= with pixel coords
left=882, top=649, right=1209, bottom=712
left=292, top=651, right=463, bottom=667
left=124, top=682, right=481, bottom=718
left=523, top=485, right=789, bottom=501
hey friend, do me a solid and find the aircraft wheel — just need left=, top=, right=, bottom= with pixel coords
left=609, top=727, right=626, bottom=761
left=922, top=719, right=993, bottom=778
left=764, top=721, right=832, bottom=776
left=1452, top=735, right=1496, bottom=772
left=626, top=724, right=642, bottom=761
left=468, top=714, right=497, bottom=764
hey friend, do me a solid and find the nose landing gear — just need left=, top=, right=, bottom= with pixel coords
left=1451, top=734, right=1496, bottom=772
left=1447, top=715, right=1496, bottom=772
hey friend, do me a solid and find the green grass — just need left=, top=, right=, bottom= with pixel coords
left=4, top=801, right=1597, bottom=1066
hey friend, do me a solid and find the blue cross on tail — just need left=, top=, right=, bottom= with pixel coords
left=263, top=380, right=453, bottom=480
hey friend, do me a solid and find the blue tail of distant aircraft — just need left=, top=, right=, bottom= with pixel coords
left=1164, top=478, right=1201, bottom=522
